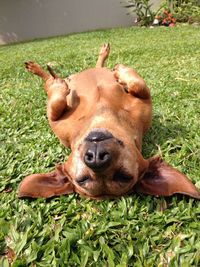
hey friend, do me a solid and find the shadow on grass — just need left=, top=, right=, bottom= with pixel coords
left=142, top=114, right=187, bottom=158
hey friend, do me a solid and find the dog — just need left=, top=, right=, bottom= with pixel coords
left=19, top=44, right=200, bottom=200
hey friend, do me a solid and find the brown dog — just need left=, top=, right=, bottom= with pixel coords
left=19, top=44, right=200, bottom=200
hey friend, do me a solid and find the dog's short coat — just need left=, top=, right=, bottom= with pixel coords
left=19, top=44, right=200, bottom=200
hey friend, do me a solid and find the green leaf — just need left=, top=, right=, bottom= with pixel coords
left=80, top=250, right=89, bottom=267
left=102, top=244, right=115, bottom=267
left=0, top=257, right=10, bottom=267
left=15, top=231, right=28, bottom=255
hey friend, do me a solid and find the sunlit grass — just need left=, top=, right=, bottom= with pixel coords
left=0, top=25, right=200, bottom=266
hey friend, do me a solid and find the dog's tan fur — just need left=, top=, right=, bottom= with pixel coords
left=19, top=44, right=200, bottom=200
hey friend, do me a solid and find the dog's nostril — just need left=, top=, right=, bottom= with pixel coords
left=96, top=150, right=111, bottom=170
left=85, top=151, right=94, bottom=162
left=98, top=151, right=110, bottom=162
left=84, top=149, right=96, bottom=165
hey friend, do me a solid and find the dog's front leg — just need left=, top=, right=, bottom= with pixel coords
left=45, top=77, right=70, bottom=121
left=114, top=64, right=150, bottom=100
left=25, top=61, right=70, bottom=121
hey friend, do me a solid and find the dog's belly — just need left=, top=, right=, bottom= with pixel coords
left=49, top=67, right=152, bottom=149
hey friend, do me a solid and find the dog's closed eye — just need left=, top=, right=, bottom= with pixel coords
left=113, top=170, right=133, bottom=183
left=76, top=175, right=91, bottom=186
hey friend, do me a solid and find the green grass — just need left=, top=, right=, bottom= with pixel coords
left=0, top=25, right=200, bottom=266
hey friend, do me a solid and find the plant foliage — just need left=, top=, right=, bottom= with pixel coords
left=162, top=0, right=200, bottom=23
left=121, top=0, right=159, bottom=26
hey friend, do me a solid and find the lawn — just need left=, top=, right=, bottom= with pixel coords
left=0, top=25, right=200, bottom=266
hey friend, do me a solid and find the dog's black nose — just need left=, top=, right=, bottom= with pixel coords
left=85, top=130, right=113, bottom=142
left=84, top=143, right=112, bottom=171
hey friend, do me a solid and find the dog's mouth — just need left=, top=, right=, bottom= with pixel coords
left=75, top=181, right=135, bottom=199
left=76, top=169, right=133, bottom=186
left=75, top=168, right=134, bottom=198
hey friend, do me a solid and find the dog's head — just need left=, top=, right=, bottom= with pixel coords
left=19, top=127, right=200, bottom=200
left=64, top=128, right=148, bottom=198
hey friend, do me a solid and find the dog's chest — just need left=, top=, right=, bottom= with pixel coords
left=67, top=68, right=125, bottom=109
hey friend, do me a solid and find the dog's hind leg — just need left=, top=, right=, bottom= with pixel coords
left=25, top=61, right=51, bottom=81
left=25, top=61, right=70, bottom=121
left=96, top=43, right=110, bottom=68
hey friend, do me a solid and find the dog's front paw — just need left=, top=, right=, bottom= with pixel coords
left=113, top=64, right=127, bottom=74
left=113, top=64, right=128, bottom=85
left=47, top=78, right=70, bottom=95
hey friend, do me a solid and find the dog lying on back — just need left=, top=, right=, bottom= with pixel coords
left=19, top=44, right=200, bottom=200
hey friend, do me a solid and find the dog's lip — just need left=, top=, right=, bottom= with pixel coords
left=80, top=189, right=133, bottom=200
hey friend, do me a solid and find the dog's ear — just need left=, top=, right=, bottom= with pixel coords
left=134, top=156, right=200, bottom=199
left=18, top=165, right=74, bottom=198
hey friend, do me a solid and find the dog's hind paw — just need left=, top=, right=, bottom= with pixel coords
left=25, top=61, right=42, bottom=74
left=99, top=43, right=110, bottom=60
left=25, top=61, right=50, bottom=80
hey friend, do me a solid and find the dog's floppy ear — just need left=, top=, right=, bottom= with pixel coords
left=18, top=165, right=74, bottom=198
left=134, top=156, right=200, bottom=199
